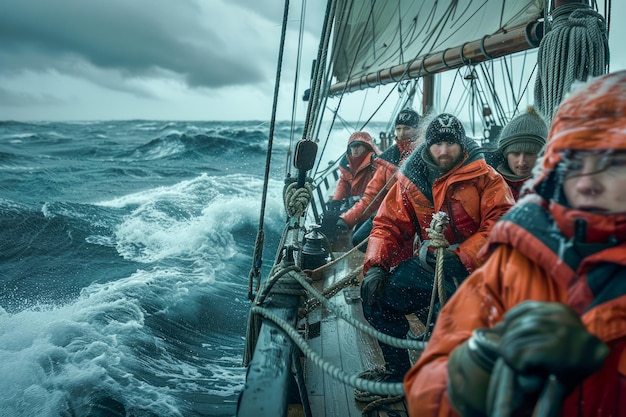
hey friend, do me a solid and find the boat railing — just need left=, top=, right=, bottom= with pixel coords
left=237, top=169, right=430, bottom=417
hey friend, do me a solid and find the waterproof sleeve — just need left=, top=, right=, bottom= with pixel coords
left=404, top=245, right=566, bottom=417
left=455, top=167, right=514, bottom=272
left=332, top=166, right=352, bottom=201
left=363, top=174, right=418, bottom=273
left=340, top=160, right=396, bottom=227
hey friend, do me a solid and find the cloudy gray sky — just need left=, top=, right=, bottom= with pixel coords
left=1, top=0, right=624, bottom=122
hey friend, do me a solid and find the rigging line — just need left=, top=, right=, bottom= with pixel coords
left=304, top=0, right=341, bottom=173
left=442, top=68, right=461, bottom=112
left=493, top=60, right=512, bottom=124
left=303, top=0, right=336, bottom=139
left=312, top=0, right=369, bottom=177
left=248, top=0, right=291, bottom=300
left=479, top=62, right=508, bottom=125
left=357, top=85, right=404, bottom=133
left=286, top=0, right=309, bottom=179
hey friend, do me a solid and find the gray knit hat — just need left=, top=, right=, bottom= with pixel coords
left=498, top=106, right=548, bottom=156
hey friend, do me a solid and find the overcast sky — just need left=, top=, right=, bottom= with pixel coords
left=1, top=0, right=624, bottom=122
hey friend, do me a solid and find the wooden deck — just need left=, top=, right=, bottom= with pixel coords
left=295, top=248, right=420, bottom=417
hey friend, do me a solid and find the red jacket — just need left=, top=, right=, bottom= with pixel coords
left=340, top=139, right=417, bottom=227
left=363, top=141, right=514, bottom=275
left=405, top=71, right=626, bottom=417
left=332, top=132, right=380, bottom=201
left=405, top=196, right=626, bottom=417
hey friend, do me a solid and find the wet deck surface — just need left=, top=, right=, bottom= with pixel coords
left=297, top=249, right=417, bottom=417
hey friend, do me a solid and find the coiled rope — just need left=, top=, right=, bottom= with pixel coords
left=534, top=3, right=608, bottom=124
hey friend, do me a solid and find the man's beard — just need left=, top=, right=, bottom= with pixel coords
left=437, top=155, right=458, bottom=170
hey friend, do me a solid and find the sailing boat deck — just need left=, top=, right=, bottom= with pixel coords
left=298, top=248, right=410, bottom=417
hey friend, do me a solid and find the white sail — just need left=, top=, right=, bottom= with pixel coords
left=331, top=0, right=545, bottom=93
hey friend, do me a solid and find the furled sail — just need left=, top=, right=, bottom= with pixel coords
left=330, top=0, right=545, bottom=94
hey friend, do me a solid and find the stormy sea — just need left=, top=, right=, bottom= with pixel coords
left=0, top=120, right=332, bottom=417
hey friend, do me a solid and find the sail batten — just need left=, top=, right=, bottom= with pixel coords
left=330, top=0, right=545, bottom=94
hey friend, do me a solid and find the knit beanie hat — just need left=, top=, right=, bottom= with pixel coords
left=425, top=113, right=466, bottom=149
left=498, top=106, right=547, bottom=156
left=395, top=109, right=420, bottom=128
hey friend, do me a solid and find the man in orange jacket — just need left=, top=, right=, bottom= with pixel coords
left=405, top=71, right=626, bottom=417
left=356, top=113, right=514, bottom=402
left=337, top=109, right=423, bottom=249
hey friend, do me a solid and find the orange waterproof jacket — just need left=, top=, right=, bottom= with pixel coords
left=363, top=141, right=514, bottom=275
left=406, top=70, right=626, bottom=416
left=404, top=195, right=626, bottom=417
left=332, top=132, right=381, bottom=201
left=340, top=141, right=416, bottom=227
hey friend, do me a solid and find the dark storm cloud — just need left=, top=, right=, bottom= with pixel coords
left=0, top=86, right=65, bottom=107
left=0, top=0, right=279, bottom=89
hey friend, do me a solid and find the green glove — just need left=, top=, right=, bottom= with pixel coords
left=449, top=301, right=608, bottom=417
left=448, top=326, right=502, bottom=417
left=497, top=301, right=608, bottom=387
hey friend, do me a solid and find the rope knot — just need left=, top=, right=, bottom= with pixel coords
left=284, top=182, right=313, bottom=217
left=426, top=212, right=450, bottom=249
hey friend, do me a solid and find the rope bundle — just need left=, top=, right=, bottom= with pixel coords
left=534, top=3, right=608, bottom=124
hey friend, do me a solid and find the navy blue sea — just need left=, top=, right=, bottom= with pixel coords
left=0, top=120, right=309, bottom=416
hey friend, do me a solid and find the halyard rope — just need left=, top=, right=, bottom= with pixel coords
left=534, top=3, right=608, bottom=124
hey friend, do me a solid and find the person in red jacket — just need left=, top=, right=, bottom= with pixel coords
left=337, top=109, right=423, bottom=249
left=405, top=71, right=626, bottom=417
left=331, top=130, right=381, bottom=202
left=495, top=106, right=548, bottom=200
left=356, top=113, right=514, bottom=402
left=320, top=131, right=380, bottom=240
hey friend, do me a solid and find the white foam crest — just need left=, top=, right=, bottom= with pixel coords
left=0, top=272, right=183, bottom=416
left=102, top=173, right=285, bottom=267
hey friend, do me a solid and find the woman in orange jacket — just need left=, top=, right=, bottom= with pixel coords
left=405, top=71, right=626, bottom=417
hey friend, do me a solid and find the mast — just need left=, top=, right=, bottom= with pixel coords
left=421, top=75, right=435, bottom=116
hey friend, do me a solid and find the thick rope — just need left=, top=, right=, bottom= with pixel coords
left=292, top=267, right=425, bottom=350
left=422, top=212, right=450, bottom=338
left=252, top=306, right=405, bottom=397
left=284, top=181, right=314, bottom=217
left=534, top=3, right=608, bottom=124
left=303, top=265, right=362, bottom=313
